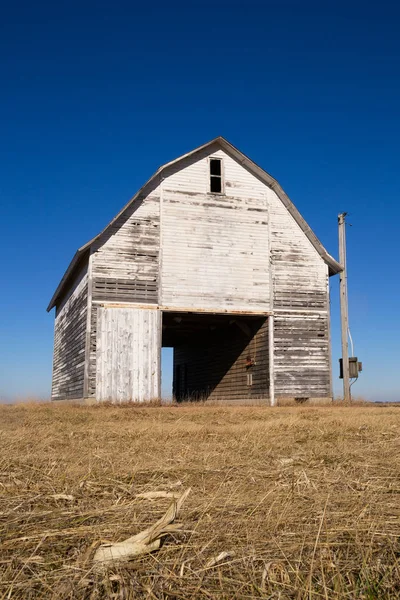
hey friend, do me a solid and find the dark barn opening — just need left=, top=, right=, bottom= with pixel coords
left=162, top=312, right=270, bottom=402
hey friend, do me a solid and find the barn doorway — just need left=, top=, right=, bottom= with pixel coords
left=161, top=312, right=269, bottom=402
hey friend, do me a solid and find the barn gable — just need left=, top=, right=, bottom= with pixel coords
left=47, top=137, right=340, bottom=312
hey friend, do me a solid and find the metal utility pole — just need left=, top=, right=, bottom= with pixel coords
left=338, top=213, right=350, bottom=402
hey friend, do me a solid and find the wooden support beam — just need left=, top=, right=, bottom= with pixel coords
left=268, top=314, right=276, bottom=406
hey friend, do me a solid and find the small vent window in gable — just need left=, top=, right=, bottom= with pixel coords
left=209, top=158, right=223, bottom=193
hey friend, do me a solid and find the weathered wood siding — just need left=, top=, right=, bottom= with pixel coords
left=267, top=185, right=331, bottom=397
left=173, top=319, right=269, bottom=401
left=51, top=265, right=88, bottom=400
left=87, top=189, right=161, bottom=399
left=268, top=186, right=327, bottom=310
left=274, top=311, right=330, bottom=397
left=161, top=149, right=270, bottom=312
left=96, top=307, right=160, bottom=402
left=91, top=190, right=160, bottom=304
left=87, top=302, right=98, bottom=398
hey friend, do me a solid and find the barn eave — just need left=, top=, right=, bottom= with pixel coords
left=46, top=248, right=90, bottom=312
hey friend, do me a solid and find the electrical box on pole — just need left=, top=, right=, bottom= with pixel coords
left=339, top=357, right=362, bottom=380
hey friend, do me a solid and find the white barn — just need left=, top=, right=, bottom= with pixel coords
left=47, top=137, right=341, bottom=404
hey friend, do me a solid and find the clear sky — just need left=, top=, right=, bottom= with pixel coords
left=1, top=1, right=399, bottom=402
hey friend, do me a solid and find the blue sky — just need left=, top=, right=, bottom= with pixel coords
left=1, top=1, right=399, bottom=402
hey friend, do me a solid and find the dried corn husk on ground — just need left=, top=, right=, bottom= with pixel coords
left=93, top=488, right=191, bottom=564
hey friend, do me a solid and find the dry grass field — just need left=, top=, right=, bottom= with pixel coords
left=1, top=402, right=400, bottom=599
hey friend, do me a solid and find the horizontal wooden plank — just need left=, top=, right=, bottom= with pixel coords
left=52, top=268, right=88, bottom=401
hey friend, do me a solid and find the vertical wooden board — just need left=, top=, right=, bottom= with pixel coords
left=101, top=308, right=106, bottom=401
left=132, top=309, right=139, bottom=401
left=107, top=308, right=113, bottom=401
left=325, top=263, right=334, bottom=398
left=138, top=309, right=144, bottom=401
left=125, top=309, right=131, bottom=400
left=117, top=310, right=127, bottom=403
left=143, top=311, right=147, bottom=400
left=95, top=307, right=103, bottom=402
left=97, top=307, right=102, bottom=402
left=268, top=315, right=275, bottom=406
left=96, top=307, right=160, bottom=403
left=155, top=311, right=161, bottom=397
left=83, top=256, right=93, bottom=398
left=112, top=310, right=119, bottom=401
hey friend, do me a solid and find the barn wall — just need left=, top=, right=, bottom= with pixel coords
left=267, top=186, right=327, bottom=310
left=274, top=311, right=331, bottom=397
left=160, top=149, right=270, bottom=312
left=173, top=320, right=269, bottom=402
left=95, top=307, right=160, bottom=403
left=51, top=264, right=88, bottom=400
left=267, top=184, right=331, bottom=397
left=91, top=189, right=160, bottom=304
left=86, top=188, right=161, bottom=398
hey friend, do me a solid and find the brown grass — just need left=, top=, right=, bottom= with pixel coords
left=0, top=402, right=399, bottom=599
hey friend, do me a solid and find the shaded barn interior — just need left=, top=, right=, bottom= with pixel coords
left=162, top=312, right=269, bottom=401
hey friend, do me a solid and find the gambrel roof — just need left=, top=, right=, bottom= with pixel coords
left=47, top=137, right=342, bottom=311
